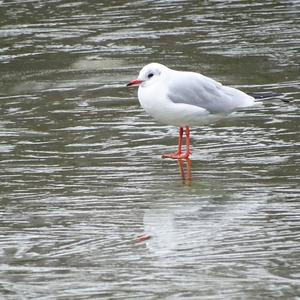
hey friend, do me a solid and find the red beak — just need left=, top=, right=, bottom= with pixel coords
left=127, top=79, right=143, bottom=87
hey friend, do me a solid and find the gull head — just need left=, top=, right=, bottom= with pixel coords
left=127, top=63, right=169, bottom=87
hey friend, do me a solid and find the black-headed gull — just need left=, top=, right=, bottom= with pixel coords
left=127, top=63, right=257, bottom=159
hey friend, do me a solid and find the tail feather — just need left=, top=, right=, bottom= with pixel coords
left=248, top=92, right=290, bottom=103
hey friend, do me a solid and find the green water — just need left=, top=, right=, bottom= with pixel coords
left=0, top=1, right=299, bottom=299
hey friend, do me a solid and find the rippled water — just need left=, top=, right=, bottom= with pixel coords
left=0, top=0, right=299, bottom=299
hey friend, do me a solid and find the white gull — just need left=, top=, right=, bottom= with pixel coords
left=127, top=63, right=256, bottom=159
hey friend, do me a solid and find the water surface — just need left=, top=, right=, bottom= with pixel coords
left=0, top=0, right=299, bottom=299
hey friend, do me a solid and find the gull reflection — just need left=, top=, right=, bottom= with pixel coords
left=141, top=202, right=208, bottom=256
left=139, top=195, right=263, bottom=258
left=142, top=206, right=186, bottom=255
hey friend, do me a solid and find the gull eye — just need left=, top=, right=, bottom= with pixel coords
left=147, top=73, right=154, bottom=79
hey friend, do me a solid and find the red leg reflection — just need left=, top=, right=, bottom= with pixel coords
left=177, top=158, right=192, bottom=183
left=134, top=234, right=151, bottom=243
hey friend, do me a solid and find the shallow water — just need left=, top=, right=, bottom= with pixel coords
left=0, top=0, right=300, bottom=299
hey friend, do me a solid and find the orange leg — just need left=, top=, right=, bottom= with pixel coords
left=162, top=127, right=191, bottom=159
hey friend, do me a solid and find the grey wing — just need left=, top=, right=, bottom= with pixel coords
left=167, top=72, right=249, bottom=114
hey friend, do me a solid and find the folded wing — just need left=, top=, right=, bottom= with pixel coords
left=167, top=71, right=254, bottom=114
